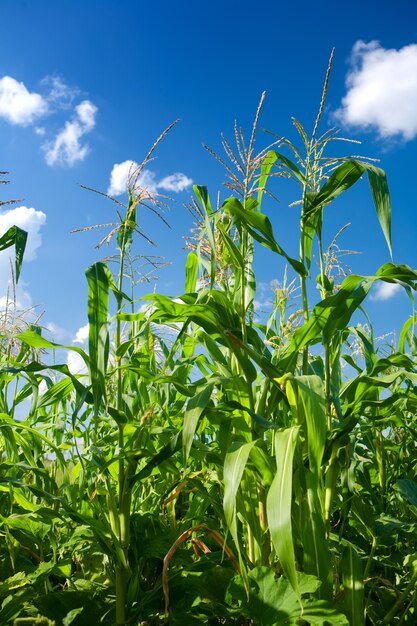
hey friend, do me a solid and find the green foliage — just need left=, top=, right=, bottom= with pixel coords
left=1, top=63, right=417, bottom=626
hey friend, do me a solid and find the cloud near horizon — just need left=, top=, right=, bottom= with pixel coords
left=336, top=41, right=417, bottom=140
left=107, top=160, right=192, bottom=197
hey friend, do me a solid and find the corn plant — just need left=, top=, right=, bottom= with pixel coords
left=149, top=58, right=417, bottom=624
left=1, top=58, right=417, bottom=626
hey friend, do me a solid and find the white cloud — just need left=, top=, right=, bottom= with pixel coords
left=0, top=205, right=46, bottom=308
left=73, top=323, right=89, bottom=344
left=336, top=41, right=417, bottom=140
left=107, top=162, right=192, bottom=197
left=42, top=75, right=80, bottom=110
left=136, top=169, right=159, bottom=194
left=158, top=172, right=193, bottom=192
left=371, top=281, right=401, bottom=301
left=0, top=76, right=47, bottom=126
left=67, top=350, right=89, bottom=375
left=45, top=322, right=73, bottom=344
left=43, top=99, right=97, bottom=166
left=107, top=160, right=138, bottom=196
left=67, top=323, right=90, bottom=375
left=76, top=100, right=96, bottom=131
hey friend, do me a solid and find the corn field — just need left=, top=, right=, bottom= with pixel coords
left=1, top=64, right=417, bottom=626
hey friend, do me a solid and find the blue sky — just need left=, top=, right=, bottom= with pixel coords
left=0, top=0, right=416, bottom=362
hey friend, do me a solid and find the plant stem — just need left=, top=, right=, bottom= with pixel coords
left=363, top=535, right=377, bottom=580
left=115, top=231, right=128, bottom=626
left=380, top=570, right=417, bottom=625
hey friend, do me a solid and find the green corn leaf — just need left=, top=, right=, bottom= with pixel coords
left=223, top=197, right=307, bottom=277
left=102, top=261, right=132, bottom=302
left=249, top=445, right=275, bottom=487
left=365, top=164, right=392, bottom=259
left=287, top=375, right=326, bottom=476
left=185, top=251, right=199, bottom=292
left=223, top=440, right=256, bottom=548
left=4, top=360, right=92, bottom=402
left=303, top=475, right=333, bottom=600
left=267, top=426, right=300, bottom=600
left=194, top=184, right=213, bottom=214
left=226, top=400, right=280, bottom=430
left=218, top=224, right=245, bottom=268
left=396, top=479, right=417, bottom=510
left=130, top=432, right=180, bottom=484
left=304, top=161, right=392, bottom=258
left=302, top=208, right=322, bottom=270
left=341, top=545, right=365, bottom=626
left=348, top=326, right=377, bottom=373
left=305, top=161, right=365, bottom=215
left=36, top=377, right=74, bottom=409
left=107, top=406, right=129, bottom=426
left=85, top=262, right=110, bottom=413
left=15, top=331, right=92, bottom=399
left=399, top=315, right=417, bottom=354
left=183, top=382, right=214, bottom=463
left=258, top=150, right=306, bottom=209
left=0, top=225, right=27, bottom=283
left=281, top=264, right=417, bottom=372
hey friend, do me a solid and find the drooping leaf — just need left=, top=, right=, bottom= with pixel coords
left=281, top=264, right=417, bottom=372
left=183, top=382, right=214, bottom=463
left=194, top=184, right=213, bottom=215
left=0, top=224, right=27, bottom=282
left=223, top=197, right=307, bottom=277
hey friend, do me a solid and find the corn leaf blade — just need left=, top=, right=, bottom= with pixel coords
left=267, top=426, right=300, bottom=599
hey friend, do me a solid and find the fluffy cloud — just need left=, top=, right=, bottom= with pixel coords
left=42, top=75, right=80, bottom=110
left=72, top=323, right=89, bottom=344
left=336, top=41, right=417, bottom=140
left=0, top=74, right=98, bottom=166
left=67, top=323, right=89, bottom=375
left=371, top=281, right=402, bottom=301
left=44, top=99, right=98, bottom=166
left=107, top=161, right=192, bottom=197
left=158, top=172, right=193, bottom=192
left=0, top=205, right=46, bottom=307
left=108, top=160, right=138, bottom=196
left=0, top=76, right=47, bottom=126
left=67, top=349, right=89, bottom=375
